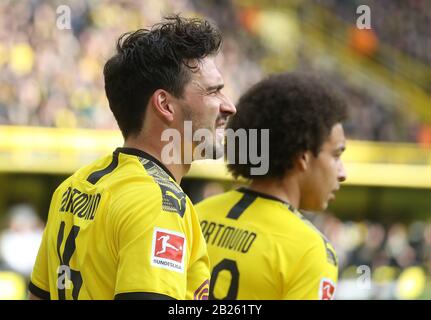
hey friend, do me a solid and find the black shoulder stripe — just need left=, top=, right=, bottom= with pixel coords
left=226, top=192, right=257, bottom=220
left=29, top=281, right=51, bottom=300
left=238, top=187, right=295, bottom=210
left=114, top=292, right=176, bottom=300
left=87, top=151, right=119, bottom=185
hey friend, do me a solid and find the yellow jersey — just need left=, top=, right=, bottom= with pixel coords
left=30, top=147, right=210, bottom=300
left=196, top=188, right=338, bottom=300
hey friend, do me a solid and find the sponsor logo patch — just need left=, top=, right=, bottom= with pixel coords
left=151, top=228, right=186, bottom=273
left=319, top=278, right=336, bottom=300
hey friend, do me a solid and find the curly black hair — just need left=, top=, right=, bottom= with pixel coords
left=103, top=14, right=222, bottom=138
left=226, top=72, right=347, bottom=179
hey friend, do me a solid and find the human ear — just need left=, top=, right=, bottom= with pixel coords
left=151, top=89, right=174, bottom=123
left=296, top=151, right=311, bottom=172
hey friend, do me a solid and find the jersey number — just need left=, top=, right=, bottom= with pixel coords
left=209, top=259, right=239, bottom=300
left=56, top=222, right=83, bottom=300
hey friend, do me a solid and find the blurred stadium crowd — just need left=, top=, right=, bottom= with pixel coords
left=319, top=0, right=431, bottom=65
left=309, top=211, right=431, bottom=299
left=1, top=0, right=431, bottom=299
left=0, top=0, right=262, bottom=129
left=1, top=0, right=430, bottom=142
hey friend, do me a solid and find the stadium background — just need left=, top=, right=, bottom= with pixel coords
left=0, top=0, right=431, bottom=300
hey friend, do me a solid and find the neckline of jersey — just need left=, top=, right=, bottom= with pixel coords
left=115, top=147, right=176, bottom=181
left=237, top=187, right=297, bottom=213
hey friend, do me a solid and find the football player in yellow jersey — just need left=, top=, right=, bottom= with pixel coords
left=196, top=73, right=347, bottom=300
left=29, top=15, right=236, bottom=300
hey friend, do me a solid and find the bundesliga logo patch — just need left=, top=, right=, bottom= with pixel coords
left=319, top=278, right=336, bottom=300
left=151, top=228, right=186, bottom=273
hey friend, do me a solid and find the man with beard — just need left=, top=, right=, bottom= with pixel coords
left=29, top=15, right=236, bottom=300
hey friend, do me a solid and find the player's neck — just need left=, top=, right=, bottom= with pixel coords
left=124, top=135, right=189, bottom=184
left=249, top=177, right=300, bottom=209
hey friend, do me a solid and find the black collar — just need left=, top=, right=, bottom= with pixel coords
left=237, top=187, right=297, bottom=212
left=115, top=147, right=176, bottom=181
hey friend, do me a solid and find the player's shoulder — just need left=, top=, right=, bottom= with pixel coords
left=288, top=216, right=326, bottom=246
left=196, top=189, right=241, bottom=205
left=298, top=217, right=338, bottom=265
left=292, top=214, right=325, bottom=241
left=266, top=206, right=326, bottom=250
left=274, top=212, right=337, bottom=265
left=108, top=168, right=189, bottom=221
left=72, top=152, right=117, bottom=181
left=195, top=189, right=243, bottom=215
left=64, top=151, right=165, bottom=204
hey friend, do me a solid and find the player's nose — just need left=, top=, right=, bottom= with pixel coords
left=220, top=94, right=236, bottom=116
left=338, top=161, right=347, bottom=182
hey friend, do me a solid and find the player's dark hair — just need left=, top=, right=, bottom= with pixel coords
left=227, top=72, right=347, bottom=180
left=104, top=14, right=222, bottom=138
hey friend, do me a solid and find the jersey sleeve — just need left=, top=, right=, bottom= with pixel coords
left=185, top=201, right=210, bottom=300
left=283, top=239, right=338, bottom=300
left=111, top=186, right=188, bottom=300
left=29, top=187, right=64, bottom=299
left=29, top=226, right=51, bottom=299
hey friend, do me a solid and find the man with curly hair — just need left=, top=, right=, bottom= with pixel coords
left=29, top=15, right=236, bottom=300
left=196, top=72, right=347, bottom=300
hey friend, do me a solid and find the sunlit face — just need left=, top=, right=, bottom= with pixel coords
left=177, top=57, right=236, bottom=159
left=300, top=123, right=347, bottom=211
